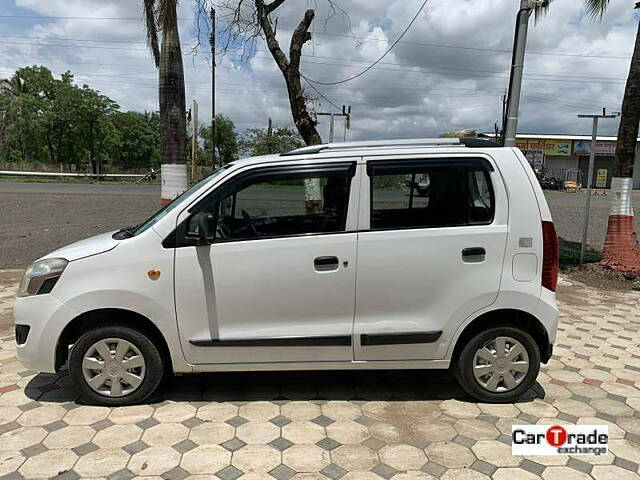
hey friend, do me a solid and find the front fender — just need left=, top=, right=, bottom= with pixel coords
left=62, top=290, right=190, bottom=372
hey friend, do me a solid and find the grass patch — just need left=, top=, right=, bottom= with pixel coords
left=559, top=237, right=602, bottom=270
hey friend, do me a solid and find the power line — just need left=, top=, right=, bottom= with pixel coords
left=0, top=12, right=632, bottom=61
left=302, top=79, right=341, bottom=111
left=0, top=14, right=182, bottom=21
left=302, top=0, right=429, bottom=86
left=0, top=66, right=619, bottom=111
left=0, top=63, right=620, bottom=101
left=307, top=32, right=631, bottom=60
left=3, top=40, right=628, bottom=85
left=0, top=15, right=630, bottom=60
left=0, top=35, right=629, bottom=62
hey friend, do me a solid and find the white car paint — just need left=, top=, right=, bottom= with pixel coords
left=14, top=141, right=558, bottom=377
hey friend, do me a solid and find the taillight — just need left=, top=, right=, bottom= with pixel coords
left=542, top=221, right=559, bottom=292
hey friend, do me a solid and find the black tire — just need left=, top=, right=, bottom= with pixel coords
left=454, top=326, right=541, bottom=403
left=69, top=325, right=164, bottom=406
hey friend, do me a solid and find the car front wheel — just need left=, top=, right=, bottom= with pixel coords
left=454, top=326, right=541, bottom=403
left=69, top=325, right=164, bottom=406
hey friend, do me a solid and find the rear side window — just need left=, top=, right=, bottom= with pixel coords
left=369, top=159, right=494, bottom=230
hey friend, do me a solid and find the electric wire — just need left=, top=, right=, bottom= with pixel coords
left=301, top=0, right=429, bottom=85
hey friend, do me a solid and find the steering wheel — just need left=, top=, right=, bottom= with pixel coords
left=241, top=209, right=258, bottom=236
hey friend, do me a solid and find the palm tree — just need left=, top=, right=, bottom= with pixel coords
left=144, top=0, right=188, bottom=205
left=539, top=1, right=640, bottom=273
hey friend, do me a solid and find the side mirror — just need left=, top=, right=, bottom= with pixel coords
left=198, top=212, right=215, bottom=243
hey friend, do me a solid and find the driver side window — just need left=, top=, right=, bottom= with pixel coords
left=213, top=167, right=352, bottom=242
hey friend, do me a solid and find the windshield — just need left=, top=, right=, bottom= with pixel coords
left=132, top=168, right=226, bottom=236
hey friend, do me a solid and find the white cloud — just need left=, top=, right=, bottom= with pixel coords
left=1, top=0, right=637, bottom=141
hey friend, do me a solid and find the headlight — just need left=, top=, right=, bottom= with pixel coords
left=18, top=258, right=68, bottom=297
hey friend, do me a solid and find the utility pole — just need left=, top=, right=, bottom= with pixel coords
left=191, top=99, right=198, bottom=182
left=317, top=105, right=351, bottom=143
left=329, top=114, right=335, bottom=143
left=209, top=7, right=216, bottom=168
left=577, top=108, right=619, bottom=265
left=500, top=92, right=507, bottom=144
left=343, top=105, right=351, bottom=142
left=504, top=0, right=547, bottom=147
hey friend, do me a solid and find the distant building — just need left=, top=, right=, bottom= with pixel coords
left=481, top=133, right=640, bottom=189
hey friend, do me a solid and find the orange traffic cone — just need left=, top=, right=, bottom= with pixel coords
left=601, top=177, right=640, bottom=274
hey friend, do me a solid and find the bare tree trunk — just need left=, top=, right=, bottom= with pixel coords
left=89, top=120, right=97, bottom=176
left=602, top=19, right=640, bottom=274
left=256, top=0, right=321, bottom=146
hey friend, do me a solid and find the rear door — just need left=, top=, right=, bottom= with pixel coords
left=354, top=155, right=508, bottom=361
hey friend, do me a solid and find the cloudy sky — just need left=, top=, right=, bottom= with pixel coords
left=1, top=0, right=637, bottom=141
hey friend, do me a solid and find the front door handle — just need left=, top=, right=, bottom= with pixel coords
left=314, top=256, right=339, bottom=272
left=462, top=247, right=486, bottom=263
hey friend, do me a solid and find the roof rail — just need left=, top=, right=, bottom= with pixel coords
left=280, top=138, right=462, bottom=156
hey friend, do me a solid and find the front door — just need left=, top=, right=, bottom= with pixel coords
left=354, top=156, right=508, bottom=361
left=174, top=161, right=360, bottom=364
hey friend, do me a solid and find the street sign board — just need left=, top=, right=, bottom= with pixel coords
left=516, top=139, right=571, bottom=156
left=523, top=150, right=545, bottom=168
left=596, top=169, right=608, bottom=189
left=574, top=140, right=616, bottom=156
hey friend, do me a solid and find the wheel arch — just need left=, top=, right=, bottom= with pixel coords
left=449, top=308, right=552, bottom=367
left=55, top=308, right=173, bottom=373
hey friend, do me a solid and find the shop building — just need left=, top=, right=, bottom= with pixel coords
left=481, top=133, right=640, bottom=189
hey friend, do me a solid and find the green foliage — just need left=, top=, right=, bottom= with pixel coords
left=199, top=114, right=239, bottom=165
left=112, top=111, right=160, bottom=169
left=559, top=238, right=603, bottom=270
left=239, top=127, right=304, bottom=156
left=0, top=66, right=159, bottom=173
left=2, top=66, right=289, bottom=174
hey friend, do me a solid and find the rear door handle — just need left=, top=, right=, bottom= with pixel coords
left=314, top=256, right=339, bottom=272
left=462, top=247, right=486, bottom=263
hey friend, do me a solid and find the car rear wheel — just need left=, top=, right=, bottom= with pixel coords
left=454, top=326, right=540, bottom=403
left=69, top=325, right=164, bottom=406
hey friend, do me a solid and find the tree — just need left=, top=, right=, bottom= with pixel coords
left=213, top=0, right=350, bottom=147
left=144, top=0, right=188, bottom=203
left=239, top=126, right=304, bottom=156
left=0, top=66, right=160, bottom=173
left=112, top=111, right=161, bottom=171
left=199, top=114, right=239, bottom=165
left=0, top=66, right=54, bottom=163
left=75, top=85, right=119, bottom=175
left=538, top=1, right=640, bottom=272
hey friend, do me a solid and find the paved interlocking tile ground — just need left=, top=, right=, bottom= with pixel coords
left=0, top=274, right=639, bottom=479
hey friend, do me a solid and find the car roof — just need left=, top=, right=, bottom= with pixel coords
left=228, top=137, right=503, bottom=169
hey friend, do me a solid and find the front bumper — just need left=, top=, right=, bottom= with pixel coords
left=13, top=294, right=77, bottom=373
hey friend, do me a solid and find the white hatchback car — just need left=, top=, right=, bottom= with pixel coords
left=14, top=138, right=559, bottom=405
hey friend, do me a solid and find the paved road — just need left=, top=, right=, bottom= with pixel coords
left=545, top=190, right=640, bottom=251
left=0, top=182, right=160, bottom=269
left=2, top=181, right=640, bottom=269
